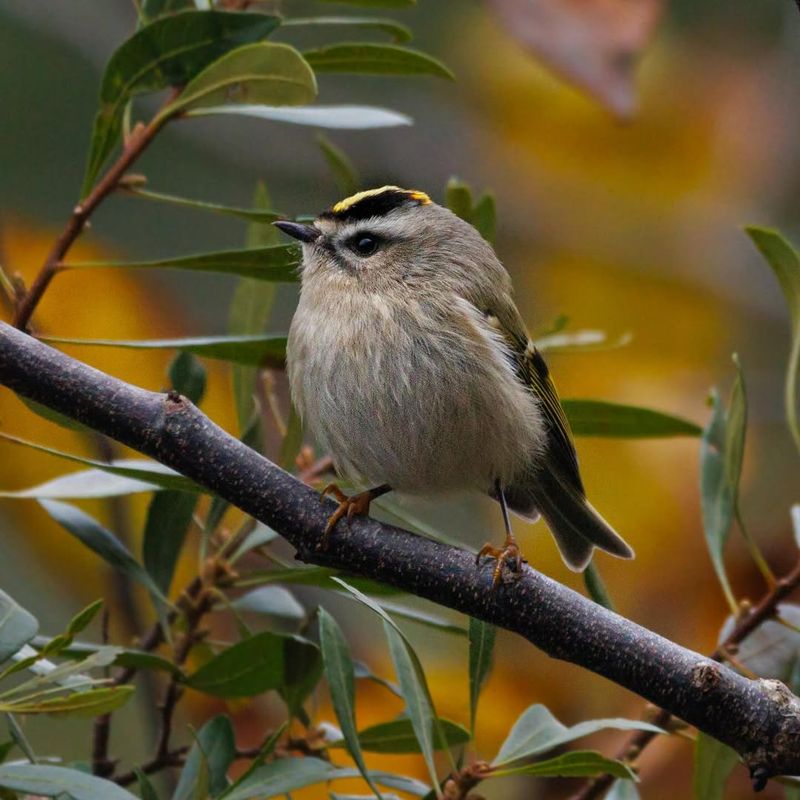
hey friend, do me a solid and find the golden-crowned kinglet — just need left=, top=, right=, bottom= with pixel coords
left=275, top=186, right=633, bottom=583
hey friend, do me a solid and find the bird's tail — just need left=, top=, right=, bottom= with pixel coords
left=527, top=471, right=634, bottom=572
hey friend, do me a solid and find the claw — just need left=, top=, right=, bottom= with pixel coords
left=476, top=540, right=523, bottom=588
left=319, top=483, right=381, bottom=546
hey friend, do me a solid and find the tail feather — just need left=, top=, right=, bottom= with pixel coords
left=506, top=470, right=634, bottom=572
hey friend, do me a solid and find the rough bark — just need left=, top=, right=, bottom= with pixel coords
left=1, top=321, right=799, bottom=779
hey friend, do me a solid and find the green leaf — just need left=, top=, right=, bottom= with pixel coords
left=143, top=491, right=197, bottom=596
left=0, top=590, right=38, bottom=665
left=536, top=329, right=632, bottom=353
left=370, top=600, right=465, bottom=636
left=284, top=16, right=412, bottom=43
left=43, top=333, right=287, bottom=369
left=139, top=0, right=194, bottom=24
left=0, top=764, right=138, bottom=799
left=65, top=244, right=301, bottom=282
left=472, top=193, right=496, bottom=244
left=231, top=181, right=280, bottom=432
left=39, top=500, right=167, bottom=604
left=223, top=759, right=428, bottom=800
left=0, top=740, right=15, bottom=765
left=34, top=638, right=184, bottom=677
left=318, top=608, right=383, bottom=799
left=606, top=780, right=641, bottom=800
left=229, top=522, right=278, bottom=563
left=693, top=732, right=738, bottom=800
left=468, top=618, right=496, bottom=738
left=173, top=715, right=235, bottom=800
left=700, top=383, right=741, bottom=613
left=82, top=11, right=280, bottom=194
left=445, top=178, right=473, bottom=222
left=0, top=469, right=162, bottom=500
left=126, top=187, right=281, bottom=223
left=136, top=770, right=159, bottom=800
left=583, top=563, right=616, bottom=610
left=186, top=103, right=412, bottom=129
left=169, top=351, right=206, bottom=404
left=355, top=718, right=469, bottom=753
left=353, top=660, right=401, bottom=697
left=185, top=632, right=286, bottom=698
left=66, top=600, right=104, bottom=637
left=163, top=42, right=317, bottom=116
left=236, top=566, right=400, bottom=595
left=303, top=43, right=453, bottom=79
left=231, top=587, right=305, bottom=622
left=278, top=635, right=323, bottom=716
left=745, top=226, right=800, bottom=451
left=491, top=750, right=635, bottom=780
left=219, top=724, right=286, bottom=799
left=0, top=432, right=197, bottom=492
left=20, top=397, right=90, bottom=433
left=492, top=704, right=663, bottom=767
left=333, top=579, right=443, bottom=792
left=3, top=686, right=134, bottom=718
left=318, top=134, right=360, bottom=196
left=562, top=399, right=701, bottom=438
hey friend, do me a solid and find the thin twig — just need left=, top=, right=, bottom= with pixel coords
left=569, top=556, right=800, bottom=800
left=114, top=746, right=189, bottom=787
left=91, top=609, right=114, bottom=778
left=12, top=93, right=177, bottom=331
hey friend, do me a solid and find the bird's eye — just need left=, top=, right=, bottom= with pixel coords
left=349, top=234, right=380, bottom=257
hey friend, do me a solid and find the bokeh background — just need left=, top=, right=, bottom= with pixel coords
left=1, top=1, right=799, bottom=797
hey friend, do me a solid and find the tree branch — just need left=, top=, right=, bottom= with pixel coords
left=1, top=322, right=800, bottom=781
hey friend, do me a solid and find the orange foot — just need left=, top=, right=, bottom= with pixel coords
left=476, top=539, right=524, bottom=588
left=320, top=483, right=379, bottom=544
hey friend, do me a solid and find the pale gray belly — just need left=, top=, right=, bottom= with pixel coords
left=288, top=295, right=542, bottom=494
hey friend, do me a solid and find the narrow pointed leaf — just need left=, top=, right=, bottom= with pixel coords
left=472, top=192, right=496, bottom=244
left=164, top=42, right=317, bottom=116
left=333, top=579, right=443, bottom=792
left=0, top=469, right=166, bottom=500
left=0, top=590, right=38, bottom=665
left=39, top=500, right=166, bottom=603
left=745, top=226, right=800, bottom=452
left=693, top=732, right=738, bottom=800
left=231, top=587, right=305, bottom=622
left=168, top=351, right=206, bottom=404
left=173, top=715, right=235, bottom=800
left=318, top=608, right=383, bottom=798
left=278, top=635, right=323, bottom=715
left=491, top=750, right=635, bottom=780
left=220, top=723, right=286, bottom=798
left=143, top=491, right=197, bottom=596
left=468, top=618, right=496, bottom=737
left=445, top=178, right=473, bottom=222
left=562, top=399, right=701, bottom=438
left=4, top=686, right=134, bottom=718
left=136, top=770, right=159, bottom=800
left=0, top=764, right=138, bottom=799
left=43, top=333, right=287, bottom=368
left=492, top=704, right=663, bottom=767
left=536, top=329, right=632, bottom=353
left=284, top=16, right=412, bottom=43
left=126, top=187, right=281, bottom=222
left=187, top=103, right=412, bottom=129
left=355, top=718, right=469, bottom=753
left=231, top=181, right=280, bottom=432
left=318, top=134, right=360, bottom=196
left=606, top=780, right=641, bottom=800
left=0, top=432, right=197, bottom=492
left=304, top=44, right=452, bottom=78
left=82, top=11, right=280, bottom=194
left=65, top=244, right=301, bottom=282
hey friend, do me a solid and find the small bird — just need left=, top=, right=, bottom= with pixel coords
left=275, top=186, right=633, bottom=583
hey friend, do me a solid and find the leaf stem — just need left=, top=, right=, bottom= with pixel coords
left=13, top=94, right=176, bottom=331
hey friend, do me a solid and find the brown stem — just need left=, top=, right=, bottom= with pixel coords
left=13, top=101, right=173, bottom=331
left=569, top=558, right=800, bottom=800
left=114, top=746, right=189, bottom=787
left=92, top=609, right=115, bottom=778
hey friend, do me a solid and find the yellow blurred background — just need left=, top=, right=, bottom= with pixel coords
left=1, top=1, right=799, bottom=798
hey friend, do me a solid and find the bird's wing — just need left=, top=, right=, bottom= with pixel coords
left=487, top=306, right=585, bottom=495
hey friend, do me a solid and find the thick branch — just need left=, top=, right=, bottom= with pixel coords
left=1, top=322, right=800, bottom=779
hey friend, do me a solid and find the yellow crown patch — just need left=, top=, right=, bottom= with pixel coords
left=332, top=185, right=431, bottom=214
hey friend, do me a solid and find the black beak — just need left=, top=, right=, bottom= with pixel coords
left=273, top=220, right=320, bottom=243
